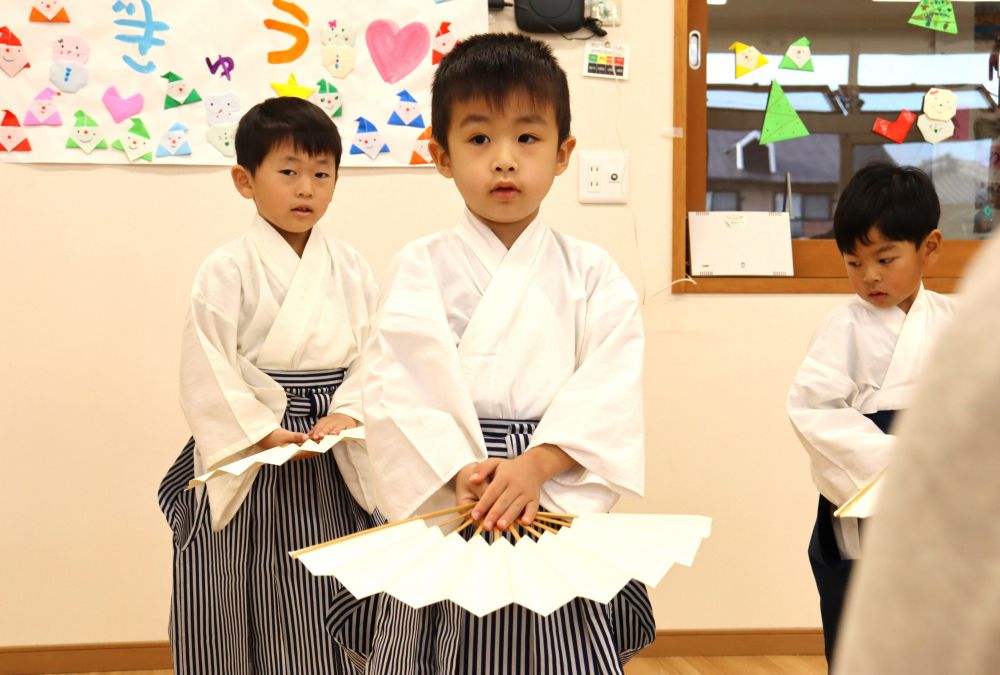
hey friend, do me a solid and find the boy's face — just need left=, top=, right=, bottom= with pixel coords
left=843, top=226, right=941, bottom=313
left=431, top=93, right=575, bottom=233
left=231, top=141, right=337, bottom=237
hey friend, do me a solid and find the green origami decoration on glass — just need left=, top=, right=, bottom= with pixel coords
left=779, top=37, right=814, bottom=72
left=760, top=80, right=809, bottom=144
left=908, top=0, right=958, bottom=35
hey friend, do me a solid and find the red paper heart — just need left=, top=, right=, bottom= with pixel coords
left=872, top=110, right=916, bottom=144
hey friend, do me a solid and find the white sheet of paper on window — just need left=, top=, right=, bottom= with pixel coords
left=688, top=211, right=794, bottom=277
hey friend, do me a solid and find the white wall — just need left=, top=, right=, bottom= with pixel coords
left=0, top=4, right=845, bottom=645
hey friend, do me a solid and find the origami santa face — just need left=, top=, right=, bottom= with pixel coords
left=25, top=89, right=62, bottom=126
left=412, top=138, right=431, bottom=164
left=923, top=88, right=958, bottom=121
left=321, top=20, right=356, bottom=47
left=31, top=0, right=69, bottom=22
left=433, top=31, right=457, bottom=56
left=157, top=125, right=192, bottom=157
left=0, top=122, right=30, bottom=152
left=207, top=125, right=237, bottom=157
left=166, top=80, right=191, bottom=103
left=205, top=94, right=240, bottom=126
left=69, top=125, right=104, bottom=153
left=119, top=131, right=152, bottom=162
left=352, top=130, right=387, bottom=160
left=310, top=90, right=342, bottom=118
left=1, top=36, right=30, bottom=78
left=53, top=35, right=89, bottom=63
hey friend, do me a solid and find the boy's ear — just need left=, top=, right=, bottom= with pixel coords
left=429, top=138, right=453, bottom=178
left=553, top=135, right=577, bottom=177
left=922, top=228, right=943, bottom=267
left=231, top=165, right=255, bottom=199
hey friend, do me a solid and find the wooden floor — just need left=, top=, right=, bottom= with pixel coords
left=65, top=656, right=827, bottom=675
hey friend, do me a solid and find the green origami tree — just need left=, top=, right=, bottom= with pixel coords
left=759, top=81, right=809, bottom=144
left=908, top=0, right=958, bottom=35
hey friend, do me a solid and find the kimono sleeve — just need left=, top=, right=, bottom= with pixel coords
left=329, top=248, right=380, bottom=423
left=180, top=253, right=284, bottom=472
left=529, top=259, right=646, bottom=514
left=787, top=313, right=895, bottom=507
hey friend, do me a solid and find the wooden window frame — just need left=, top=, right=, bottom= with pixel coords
left=671, top=0, right=980, bottom=294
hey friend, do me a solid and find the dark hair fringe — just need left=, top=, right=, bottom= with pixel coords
left=431, top=32, right=571, bottom=152
left=235, top=97, right=342, bottom=175
left=833, top=162, right=941, bottom=253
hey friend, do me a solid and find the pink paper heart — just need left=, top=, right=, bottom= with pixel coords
left=366, top=20, right=430, bottom=84
left=102, top=86, right=144, bottom=124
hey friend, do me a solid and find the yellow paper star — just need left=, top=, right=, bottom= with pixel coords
left=271, top=74, right=316, bottom=99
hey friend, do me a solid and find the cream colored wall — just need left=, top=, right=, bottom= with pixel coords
left=0, top=5, right=847, bottom=645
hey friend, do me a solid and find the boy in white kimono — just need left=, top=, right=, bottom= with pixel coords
left=327, top=33, right=654, bottom=675
left=788, top=163, right=954, bottom=666
left=157, top=97, right=381, bottom=674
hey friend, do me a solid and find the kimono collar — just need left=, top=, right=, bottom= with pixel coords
left=248, top=213, right=325, bottom=283
left=855, top=282, right=926, bottom=326
left=456, top=208, right=545, bottom=276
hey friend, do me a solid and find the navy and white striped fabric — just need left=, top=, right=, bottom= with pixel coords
left=327, top=417, right=656, bottom=675
left=158, top=369, right=383, bottom=675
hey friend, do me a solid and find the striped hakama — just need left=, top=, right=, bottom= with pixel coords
left=327, top=418, right=656, bottom=675
left=158, top=369, right=382, bottom=675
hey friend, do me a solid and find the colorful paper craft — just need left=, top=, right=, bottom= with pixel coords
left=872, top=110, right=916, bottom=144
left=923, top=87, right=958, bottom=121
left=387, top=90, right=425, bottom=128
left=310, top=80, right=343, bottom=118
left=30, top=0, right=70, bottom=23
left=65, top=110, right=108, bottom=154
left=917, top=114, right=955, bottom=144
left=112, top=117, right=153, bottom=162
left=0, top=26, right=30, bottom=78
left=909, top=0, right=957, bottom=35
left=779, top=37, right=813, bottom=72
left=207, top=124, right=237, bottom=157
left=271, top=73, right=316, bottom=99
left=366, top=20, right=431, bottom=84
left=162, top=72, right=202, bottom=109
left=52, top=35, right=88, bottom=63
left=0, top=110, right=31, bottom=152
left=410, top=126, right=433, bottom=165
left=205, top=93, right=240, bottom=126
left=432, top=22, right=458, bottom=65
left=729, top=42, right=768, bottom=79
left=350, top=116, right=390, bottom=160
left=322, top=43, right=356, bottom=79
left=24, top=88, right=62, bottom=126
left=320, top=19, right=356, bottom=47
left=156, top=122, right=193, bottom=157
left=759, top=80, right=809, bottom=144
left=102, top=87, right=144, bottom=124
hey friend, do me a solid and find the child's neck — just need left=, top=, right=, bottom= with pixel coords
left=266, top=219, right=311, bottom=257
left=487, top=222, right=530, bottom=249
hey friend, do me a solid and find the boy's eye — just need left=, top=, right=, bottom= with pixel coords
left=879, top=257, right=896, bottom=265
left=518, top=134, right=539, bottom=143
left=315, top=172, right=331, bottom=179
left=470, top=134, right=490, bottom=145
left=279, top=169, right=296, bottom=176
left=846, top=261, right=862, bottom=268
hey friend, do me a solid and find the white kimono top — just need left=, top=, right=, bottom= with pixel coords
left=836, top=237, right=1000, bottom=674
left=180, top=214, right=378, bottom=530
left=363, top=210, right=646, bottom=522
left=788, top=284, right=954, bottom=558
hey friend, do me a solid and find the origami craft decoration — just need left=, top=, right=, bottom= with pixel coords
left=112, top=117, right=153, bottom=162
left=729, top=41, right=768, bottom=78
left=156, top=122, right=193, bottom=157
left=23, top=88, right=62, bottom=126
left=410, top=126, right=433, bottom=165
left=909, top=0, right=957, bottom=35
left=30, top=0, right=70, bottom=23
left=204, top=93, right=240, bottom=126
left=760, top=80, right=809, bottom=144
left=162, top=72, right=202, bottom=109
left=102, top=87, right=144, bottom=124
left=387, top=90, right=425, bottom=128
left=293, top=507, right=712, bottom=618
left=65, top=110, right=108, bottom=154
left=271, top=73, right=316, bottom=99
left=0, top=110, right=31, bottom=152
left=350, top=116, right=390, bottom=160
left=779, top=37, right=813, bottom=72
left=310, top=80, right=343, bottom=118
left=0, top=26, right=30, bottom=78
left=872, top=110, right=916, bottom=144
left=207, top=124, right=237, bottom=158
left=432, top=22, right=458, bottom=65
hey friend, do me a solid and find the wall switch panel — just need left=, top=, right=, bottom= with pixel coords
left=578, top=150, right=628, bottom=204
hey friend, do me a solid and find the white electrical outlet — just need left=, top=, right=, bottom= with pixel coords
left=578, top=150, right=628, bottom=204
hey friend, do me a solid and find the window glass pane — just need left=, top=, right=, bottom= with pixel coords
left=705, top=0, right=999, bottom=239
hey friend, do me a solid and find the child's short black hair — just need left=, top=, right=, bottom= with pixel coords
left=833, top=162, right=940, bottom=254
left=235, top=97, right=342, bottom=175
left=431, top=32, right=571, bottom=152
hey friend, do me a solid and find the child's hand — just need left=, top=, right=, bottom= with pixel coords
left=308, top=413, right=359, bottom=440
left=454, top=462, right=487, bottom=507
left=258, top=427, right=308, bottom=450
